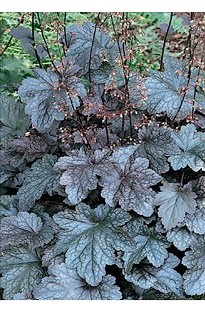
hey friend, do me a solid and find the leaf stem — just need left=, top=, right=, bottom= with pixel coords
left=36, top=12, right=59, bottom=73
left=171, top=13, right=196, bottom=123
left=180, top=171, right=185, bottom=189
left=159, top=12, right=173, bottom=71
left=110, top=14, right=131, bottom=140
left=31, top=13, right=43, bottom=68
left=61, top=12, right=67, bottom=56
left=88, top=13, right=100, bottom=90
left=0, top=13, right=25, bottom=57
left=105, top=118, right=110, bottom=147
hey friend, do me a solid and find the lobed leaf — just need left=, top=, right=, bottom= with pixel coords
left=17, top=154, right=60, bottom=210
left=123, top=220, right=169, bottom=270
left=137, top=122, right=177, bottom=173
left=125, top=254, right=183, bottom=296
left=182, top=237, right=205, bottom=295
left=53, top=203, right=131, bottom=286
left=9, top=26, right=47, bottom=59
left=0, top=95, right=30, bottom=147
left=0, top=211, right=54, bottom=248
left=100, top=146, right=162, bottom=216
left=142, top=56, right=204, bottom=120
left=66, top=22, right=120, bottom=74
left=0, top=246, right=44, bottom=299
left=0, top=195, right=19, bottom=218
left=9, top=135, right=50, bottom=162
left=184, top=177, right=205, bottom=234
left=154, top=182, right=197, bottom=230
left=33, top=263, right=122, bottom=300
left=18, top=69, right=86, bottom=131
left=166, top=227, right=198, bottom=251
left=168, top=124, right=205, bottom=172
left=54, top=148, right=112, bottom=205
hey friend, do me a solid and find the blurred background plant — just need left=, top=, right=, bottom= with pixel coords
left=1, top=12, right=197, bottom=95
left=0, top=12, right=204, bottom=113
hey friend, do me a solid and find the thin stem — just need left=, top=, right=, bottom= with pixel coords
left=37, top=13, right=88, bottom=144
left=31, top=13, right=43, bottom=68
left=181, top=13, right=194, bottom=62
left=110, top=14, right=131, bottom=139
left=0, top=13, right=25, bottom=57
left=110, top=14, right=124, bottom=70
left=171, top=13, right=195, bottom=123
left=58, top=13, right=67, bottom=57
left=56, top=29, right=63, bottom=60
left=191, top=14, right=204, bottom=117
left=192, top=51, right=204, bottom=118
left=121, top=12, right=126, bottom=58
left=36, top=12, right=59, bottom=73
left=110, top=13, right=131, bottom=89
left=129, top=111, right=133, bottom=137
left=63, top=12, right=68, bottom=49
left=88, top=12, right=100, bottom=89
left=105, top=118, right=110, bottom=147
left=121, top=114, right=125, bottom=140
left=99, top=13, right=111, bottom=27
left=128, top=39, right=134, bottom=138
left=171, top=67, right=192, bottom=123
left=180, top=171, right=185, bottom=189
left=0, top=37, right=12, bottom=56
left=55, top=14, right=64, bottom=60
left=159, top=12, right=173, bottom=71
left=83, top=132, right=92, bottom=150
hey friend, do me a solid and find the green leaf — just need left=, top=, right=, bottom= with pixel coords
left=0, top=18, right=8, bottom=37
left=17, top=155, right=60, bottom=210
left=0, top=95, right=30, bottom=147
left=0, top=55, right=33, bottom=92
left=33, top=263, right=122, bottom=300
left=53, top=203, right=131, bottom=286
left=154, top=182, right=197, bottom=230
left=168, top=124, right=205, bottom=172
left=0, top=246, right=44, bottom=299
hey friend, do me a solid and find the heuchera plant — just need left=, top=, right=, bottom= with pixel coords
left=0, top=14, right=205, bottom=300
